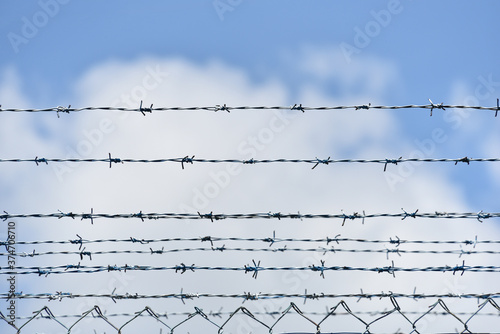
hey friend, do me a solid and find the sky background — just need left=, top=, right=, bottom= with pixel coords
left=0, top=1, right=500, bottom=333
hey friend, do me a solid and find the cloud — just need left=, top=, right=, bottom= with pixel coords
left=290, top=45, right=402, bottom=98
left=1, top=55, right=498, bottom=333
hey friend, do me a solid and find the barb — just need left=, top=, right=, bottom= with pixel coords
left=244, top=259, right=262, bottom=279
left=81, top=208, right=94, bottom=224
left=401, top=208, right=419, bottom=220
left=108, top=153, right=122, bottom=168
left=139, top=100, right=153, bottom=116
left=311, top=156, right=331, bottom=169
left=291, top=103, right=304, bottom=112
left=384, top=156, right=402, bottom=172
left=181, top=155, right=195, bottom=169
left=376, top=260, right=396, bottom=277
left=56, top=104, right=71, bottom=118
left=355, top=103, right=371, bottom=110
left=428, top=98, right=445, bottom=116
left=69, top=234, right=83, bottom=250
left=310, top=260, right=327, bottom=278
left=175, top=263, right=195, bottom=274
left=214, top=104, right=230, bottom=112
left=34, top=156, right=48, bottom=166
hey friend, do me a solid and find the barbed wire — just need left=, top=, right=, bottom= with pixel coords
left=5, top=234, right=495, bottom=247
left=1, top=299, right=499, bottom=333
left=0, top=155, right=499, bottom=171
left=1, top=99, right=499, bottom=117
left=2, top=101, right=500, bottom=334
left=4, top=246, right=500, bottom=259
left=3, top=260, right=500, bottom=276
left=10, top=308, right=500, bottom=320
left=3, top=291, right=500, bottom=302
left=1, top=209, right=498, bottom=222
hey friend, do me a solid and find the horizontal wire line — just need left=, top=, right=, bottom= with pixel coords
left=4, top=292, right=499, bottom=301
left=0, top=102, right=499, bottom=113
left=4, top=247, right=500, bottom=258
left=2, top=299, right=499, bottom=333
left=12, top=309, right=500, bottom=320
left=0, top=156, right=498, bottom=167
left=6, top=235, right=496, bottom=246
left=3, top=263, right=500, bottom=275
left=0, top=210, right=498, bottom=221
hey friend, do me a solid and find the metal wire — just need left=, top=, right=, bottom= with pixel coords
left=4, top=246, right=500, bottom=258
left=3, top=291, right=500, bottom=301
left=10, top=308, right=500, bottom=320
left=2, top=100, right=500, bottom=333
left=1, top=299, right=499, bottom=333
left=3, top=261, right=499, bottom=276
left=0, top=155, right=498, bottom=171
left=0, top=100, right=499, bottom=116
left=1, top=210, right=498, bottom=222
left=5, top=234, right=495, bottom=247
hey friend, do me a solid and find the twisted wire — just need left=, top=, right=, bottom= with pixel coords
left=4, top=247, right=500, bottom=258
left=4, top=291, right=500, bottom=301
left=6, top=235, right=496, bottom=247
left=11, top=309, right=500, bottom=320
left=1, top=210, right=498, bottom=221
left=1, top=101, right=499, bottom=113
left=2, top=299, right=499, bottom=333
left=3, top=262, right=500, bottom=276
left=1, top=156, right=499, bottom=170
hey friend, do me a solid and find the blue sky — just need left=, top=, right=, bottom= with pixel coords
left=0, top=0, right=498, bottom=205
left=2, top=1, right=499, bottom=101
left=1, top=1, right=500, bottom=332
left=2, top=0, right=499, bottom=208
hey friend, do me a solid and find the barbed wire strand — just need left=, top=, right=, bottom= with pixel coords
left=4, top=246, right=500, bottom=259
left=0, top=156, right=498, bottom=172
left=1, top=299, right=499, bottom=333
left=5, top=234, right=495, bottom=247
left=10, top=308, right=500, bottom=320
left=3, top=261, right=500, bottom=276
left=1, top=210, right=498, bottom=222
left=3, top=291, right=500, bottom=301
left=1, top=101, right=499, bottom=116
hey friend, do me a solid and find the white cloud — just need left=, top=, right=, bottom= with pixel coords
left=292, top=46, right=402, bottom=97
left=1, top=56, right=498, bottom=333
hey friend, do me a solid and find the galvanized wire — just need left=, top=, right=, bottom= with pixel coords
left=0, top=155, right=498, bottom=171
left=1, top=299, right=499, bottom=333
left=4, top=246, right=500, bottom=258
left=0, top=99, right=499, bottom=116
left=5, top=234, right=495, bottom=247
left=1, top=210, right=498, bottom=222
left=10, top=308, right=500, bottom=320
left=3, top=261, right=499, bottom=276
left=3, top=291, right=499, bottom=302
